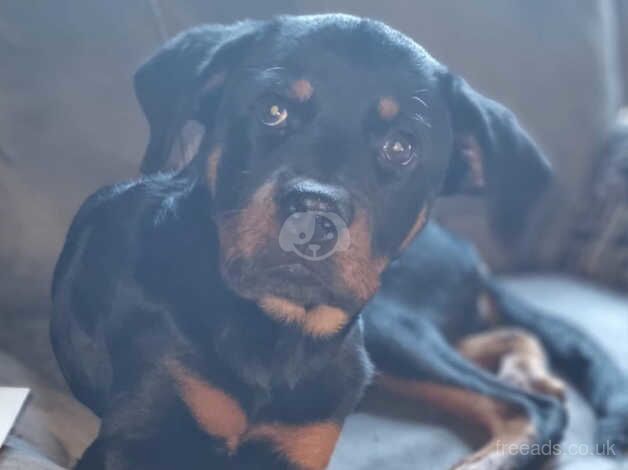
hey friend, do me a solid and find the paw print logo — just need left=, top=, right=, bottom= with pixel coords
left=278, top=211, right=350, bottom=261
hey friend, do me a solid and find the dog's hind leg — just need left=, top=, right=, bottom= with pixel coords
left=457, top=328, right=566, bottom=401
left=379, top=376, right=542, bottom=470
left=483, top=281, right=628, bottom=452
left=363, top=303, right=567, bottom=470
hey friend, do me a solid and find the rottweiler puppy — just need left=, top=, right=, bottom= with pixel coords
left=50, top=14, right=628, bottom=470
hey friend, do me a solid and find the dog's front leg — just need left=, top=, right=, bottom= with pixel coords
left=73, top=362, right=238, bottom=470
left=75, top=438, right=107, bottom=470
left=363, top=302, right=567, bottom=470
left=232, top=421, right=342, bottom=470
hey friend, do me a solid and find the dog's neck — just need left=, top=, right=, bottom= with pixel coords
left=141, top=175, right=363, bottom=394
left=213, top=297, right=362, bottom=393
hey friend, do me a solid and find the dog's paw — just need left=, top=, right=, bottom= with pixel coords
left=531, top=375, right=567, bottom=402
left=498, top=356, right=567, bottom=402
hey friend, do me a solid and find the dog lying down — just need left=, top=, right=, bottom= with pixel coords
left=50, top=14, right=628, bottom=470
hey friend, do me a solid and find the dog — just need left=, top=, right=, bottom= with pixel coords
left=50, top=14, right=628, bottom=469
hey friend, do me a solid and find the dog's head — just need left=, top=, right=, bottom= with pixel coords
left=135, top=15, right=551, bottom=330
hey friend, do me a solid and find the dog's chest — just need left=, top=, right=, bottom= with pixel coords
left=169, top=354, right=345, bottom=457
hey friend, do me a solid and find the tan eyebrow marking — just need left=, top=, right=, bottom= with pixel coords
left=378, top=96, right=400, bottom=120
left=291, top=79, right=314, bottom=102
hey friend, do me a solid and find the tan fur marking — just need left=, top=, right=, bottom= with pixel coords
left=207, top=146, right=222, bottom=195
left=334, top=211, right=386, bottom=303
left=259, top=298, right=348, bottom=338
left=378, top=97, right=400, bottom=120
left=259, top=295, right=307, bottom=324
left=246, top=422, right=341, bottom=470
left=291, top=79, right=314, bottom=102
left=378, top=375, right=536, bottom=470
left=168, top=360, right=247, bottom=453
left=459, top=134, right=485, bottom=188
left=303, top=305, right=348, bottom=337
left=167, top=360, right=343, bottom=463
left=458, top=328, right=566, bottom=400
left=201, top=71, right=227, bottom=94
left=218, top=182, right=278, bottom=261
left=399, top=205, right=429, bottom=252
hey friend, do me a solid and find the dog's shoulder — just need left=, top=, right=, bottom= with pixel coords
left=52, top=173, right=193, bottom=296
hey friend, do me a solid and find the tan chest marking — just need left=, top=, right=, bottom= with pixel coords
left=168, top=361, right=247, bottom=453
left=246, top=422, right=341, bottom=470
left=169, top=361, right=342, bottom=467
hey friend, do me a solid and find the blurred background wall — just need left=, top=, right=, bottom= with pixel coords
left=0, top=0, right=625, bottom=381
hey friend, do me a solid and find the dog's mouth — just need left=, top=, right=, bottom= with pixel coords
left=216, top=192, right=386, bottom=314
left=221, top=255, right=350, bottom=309
left=265, top=262, right=323, bottom=283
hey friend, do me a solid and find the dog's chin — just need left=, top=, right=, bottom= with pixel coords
left=222, top=259, right=356, bottom=310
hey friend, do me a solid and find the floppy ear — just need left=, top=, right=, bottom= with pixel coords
left=134, top=21, right=263, bottom=174
left=440, top=73, right=553, bottom=240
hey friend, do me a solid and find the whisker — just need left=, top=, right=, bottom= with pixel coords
left=263, top=66, right=286, bottom=73
left=412, top=113, right=432, bottom=128
left=411, top=95, right=429, bottom=109
left=244, top=65, right=286, bottom=74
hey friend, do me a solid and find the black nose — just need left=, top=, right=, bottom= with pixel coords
left=279, top=179, right=354, bottom=226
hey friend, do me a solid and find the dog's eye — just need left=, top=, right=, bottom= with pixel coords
left=258, top=100, right=289, bottom=127
left=381, top=132, right=416, bottom=166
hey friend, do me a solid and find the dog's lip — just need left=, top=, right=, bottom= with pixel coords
left=265, top=262, right=320, bottom=280
left=263, top=262, right=335, bottom=290
left=237, top=261, right=358, bottom=311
